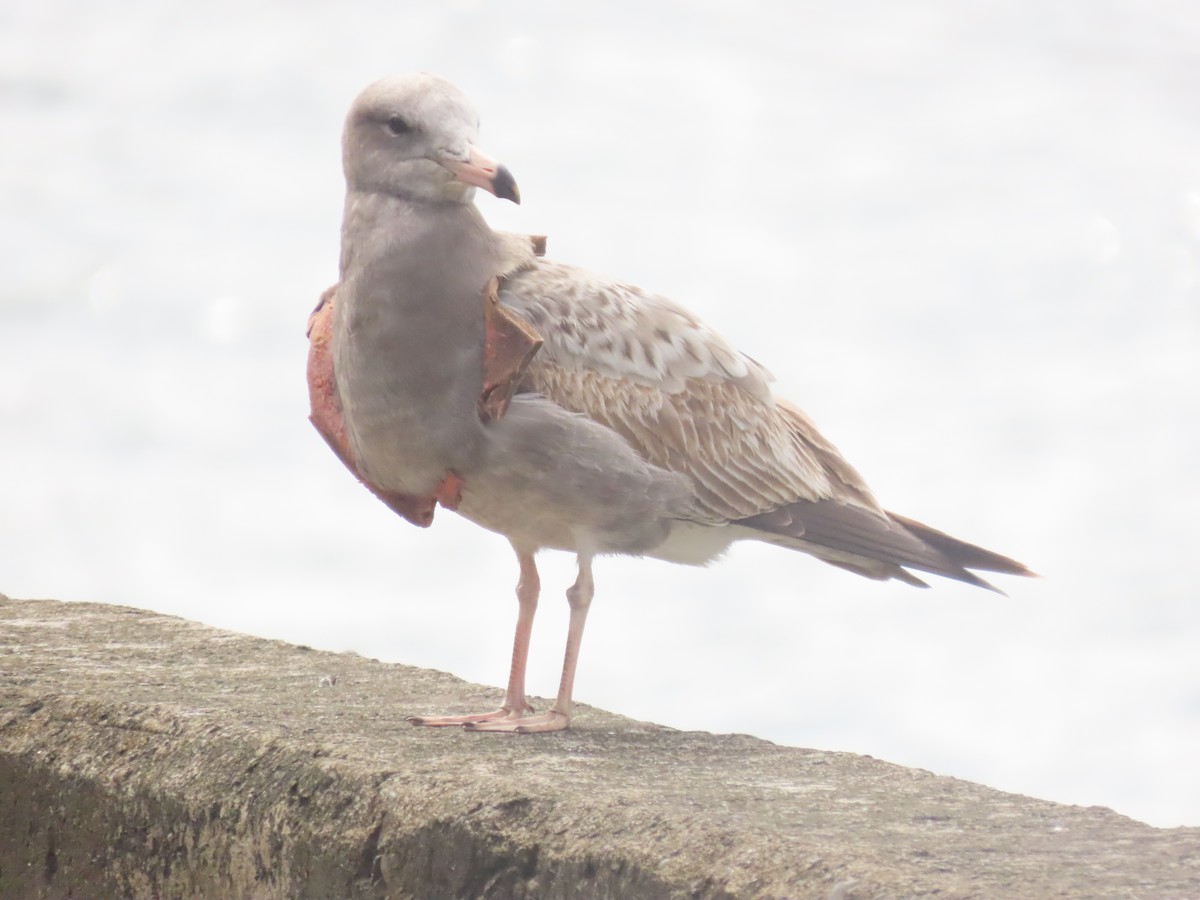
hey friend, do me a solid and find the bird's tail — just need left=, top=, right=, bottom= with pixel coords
left=737, top=499, right=1035, bottom=593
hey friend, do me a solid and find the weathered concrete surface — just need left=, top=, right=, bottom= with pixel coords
left=0, top=596, right=1196, bottom=899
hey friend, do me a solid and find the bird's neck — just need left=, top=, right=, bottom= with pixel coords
left=339, top=190, right=497, bottom=280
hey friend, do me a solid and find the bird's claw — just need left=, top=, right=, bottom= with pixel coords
left=406, top=702, right=535, bottom=728
left=463, top=709, right=570, bottom=734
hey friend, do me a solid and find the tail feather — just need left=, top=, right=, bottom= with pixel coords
left=886, top=512, right=1034, bottom=577
left=737, top=499, right=1032, bottom=591
left=825, top=558, right=933, bottom=589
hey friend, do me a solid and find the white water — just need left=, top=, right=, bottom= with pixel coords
left=2, top=1, right=1198, bottom=827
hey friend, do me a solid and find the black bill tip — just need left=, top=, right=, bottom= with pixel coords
left=492, top=165, right=521, bottom=204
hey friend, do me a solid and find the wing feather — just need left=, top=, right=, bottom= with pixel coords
left=496, top=258, right=1030, bottom=589
left=499, top=260, right=877, bottom=523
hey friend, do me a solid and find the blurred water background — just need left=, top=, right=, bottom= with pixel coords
left=2, top=1, right=1198, bottom=827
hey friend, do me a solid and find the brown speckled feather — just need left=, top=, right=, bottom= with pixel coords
left=500, top=259, right=1033, bottom=587
left=502, top=261, right=878, bottom=522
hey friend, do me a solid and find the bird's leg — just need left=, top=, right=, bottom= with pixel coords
left=407, top=548, right=540, bottom=727
left=501, top=550, right=541, bottom=713
left=468, top=554, right=594, bottom=734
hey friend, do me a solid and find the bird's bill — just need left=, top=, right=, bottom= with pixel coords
left=442, top=146, right=521, bottom=204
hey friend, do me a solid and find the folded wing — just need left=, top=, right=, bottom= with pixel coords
left=499, top=259, right=1032, bottom=588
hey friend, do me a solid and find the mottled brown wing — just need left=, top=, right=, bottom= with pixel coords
left=499, top=260, right=883, bottom=523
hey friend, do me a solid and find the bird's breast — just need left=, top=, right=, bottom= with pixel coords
left=331, top=217, right=498, bottom=495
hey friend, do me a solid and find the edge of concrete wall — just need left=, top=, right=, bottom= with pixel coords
left=2, top=595, right=1197, bottom=899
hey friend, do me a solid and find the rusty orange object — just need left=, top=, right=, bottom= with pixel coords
left=306, top=242, right=544, bottom=527
left=306, top=287, right=440, bottom=527
left=480, top=276, right=543, bottom=422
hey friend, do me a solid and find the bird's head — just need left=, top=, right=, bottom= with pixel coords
left=342, top=73, right=520, bottom=205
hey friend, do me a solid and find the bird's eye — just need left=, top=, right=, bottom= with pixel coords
left=386, top=116, right=411, bottom=136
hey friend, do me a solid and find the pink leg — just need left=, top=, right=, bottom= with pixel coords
left=468, top=554, right=594, bottom=733
left=407, top=548, right=540, bottom=727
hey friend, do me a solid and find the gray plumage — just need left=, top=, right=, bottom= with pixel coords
left=329, top=74, right=1033, bottom=732
left=333, top=75, right=506, bottom=494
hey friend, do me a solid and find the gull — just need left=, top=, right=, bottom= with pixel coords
left=307, top=74, right=1032, bottom=734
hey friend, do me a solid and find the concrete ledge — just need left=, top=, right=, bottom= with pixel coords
left=1, top=596, right=1196, bottom=899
